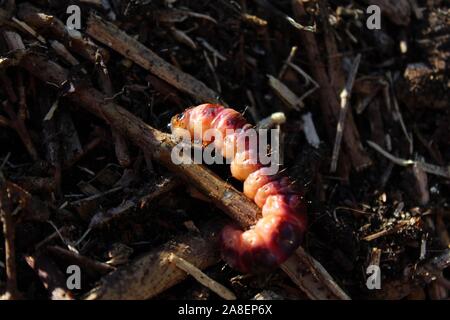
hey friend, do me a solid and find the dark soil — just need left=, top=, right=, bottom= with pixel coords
left=0, top=0, right=449, bottom=300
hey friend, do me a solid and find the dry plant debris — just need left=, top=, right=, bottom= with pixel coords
left=0, top=0, right=448, bottom=300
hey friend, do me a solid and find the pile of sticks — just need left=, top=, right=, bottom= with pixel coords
left=0, top=0, right=449, bottom=300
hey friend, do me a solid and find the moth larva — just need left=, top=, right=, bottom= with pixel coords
left=171, top=104, right=307, bottom=273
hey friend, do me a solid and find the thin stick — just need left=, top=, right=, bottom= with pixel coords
left=86, top=14, right=221, bottom=104
left=278, top=46, right=298, bottom=79
left=2, top=31, right=39, bottom=160
left=367, top=140, right=415, bottom=166
left=203, top=51, right=221, bottom=93
left=0, top=185, right=20, bottom=299
left=287, top=62, right=320, bottom=102
left=367, top=140, right=450, bottom=179
left=17, top=3, right=108, bottom=62
left=96, top=52, right=131, bottom=167
left=387, top=72, right=413, bottom=153
left=268, top=75, right=303, bottom=110
left=169, top=253, right=236, bottom=300
left=2, top=100, right=39, bottom=161
left=362, top=217, right=420, bottom=241
left=47, top=246, right=115, bottom=275
left=255, top=0, right=316, bottom=32
left=11, top=16, right=46, bottom=43
left=281, top=246, right=350, bottom=300
left=330, top=54, right=361, bottom=172
left=16, top=72, right=28, bottom=120
left=197, top=38, right=227, bottom=62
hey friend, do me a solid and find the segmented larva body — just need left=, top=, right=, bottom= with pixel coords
left=171, top=104, right=307, bottom=273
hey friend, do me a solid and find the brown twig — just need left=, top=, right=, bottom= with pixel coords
left=38, top=86, right=62, bottom=195
left=254, top=0, right=316, bottom=32
left=0, top=71, right=17, bottom=102
left=318, top=0, right=346, bottom=92
left=96, top=51, right=131, bottom=168
left=89, top=176, right=180, bottom=229
left=17, top=3, right=108, bottom=62
left=85, top=14, right=222, bottom=104
left=2, top=31, right=39, bottom=161
left=16, top=72, right=28, bottom=121
left=13, top=176, right=56, bottom=194
left=330, top=54, right=361, bottom=172
left=63, top=136, right=104, bottom=170
left=0, top=180, right=51, bottom=223
left=0, top=180, right=21, bottom=299
left=46, top=246, right=115, bottom=276
left=1, top=100, right=39, bottom=161
left=168, top=253, right=237, bottom=300
left=278, top=46, right=298, bottom=79
left=367, top=141, right=450, bottom=179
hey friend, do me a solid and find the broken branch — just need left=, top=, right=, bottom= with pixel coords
left=85, top=14, right=221, bottom=104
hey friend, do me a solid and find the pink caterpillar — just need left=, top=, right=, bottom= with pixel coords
left=171, top=104, right=307, bottom=273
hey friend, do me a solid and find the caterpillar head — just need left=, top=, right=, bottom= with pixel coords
left=170, top=104, right=226, bottom=143
left=170, top=109, right=192, bottom=141
left=170, top=111, right=189, bottom=131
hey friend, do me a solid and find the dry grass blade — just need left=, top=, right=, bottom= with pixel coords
left=330, top=54, right=362, bottom=173
left=367, top=141, right=450, bottom=179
